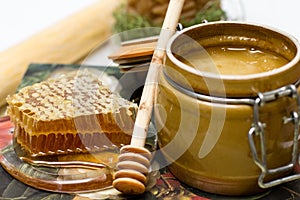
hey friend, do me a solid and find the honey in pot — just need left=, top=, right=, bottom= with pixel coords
left=156, top=22, right=300, bottom=196
left=180, top=45, right=289, bottom=75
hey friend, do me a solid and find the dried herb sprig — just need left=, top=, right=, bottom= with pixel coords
left=113, top=1, right=226, bottom=40
left=113, top=5, right=161, bottom=40
left=181, top=1, right=227, bottom=27
left=113, top=5, right=152, bottom=34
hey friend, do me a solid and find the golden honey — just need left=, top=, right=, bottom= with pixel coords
left=180, top=46, right=289, bottom=75
left=156, top=22, right=300, bottom=195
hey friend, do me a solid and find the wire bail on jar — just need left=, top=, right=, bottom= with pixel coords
left=164, top=66, right=300, bottom=189
left=248, top=83, right=300, bottom=189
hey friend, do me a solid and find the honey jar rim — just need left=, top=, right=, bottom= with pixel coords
left=166, top=21, right=300, bottom=81
left=165, top=21, right=300, bottom=97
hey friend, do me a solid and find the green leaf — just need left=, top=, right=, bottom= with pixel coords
left=112, top=4, right=160, bottom=41
left=181, top=1, right=227, bottom=27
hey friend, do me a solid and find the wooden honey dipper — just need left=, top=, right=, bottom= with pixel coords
left=112, top=0, right=185, bottom=195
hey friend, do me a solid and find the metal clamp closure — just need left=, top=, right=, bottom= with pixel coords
left=248, top=84, right=300, bottom=188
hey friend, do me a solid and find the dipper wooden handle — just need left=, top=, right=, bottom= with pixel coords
left=112, top=0, right=185, bottom=195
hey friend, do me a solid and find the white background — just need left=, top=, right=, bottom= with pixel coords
left=242, top=0, right=300, bottom=40
left=0, top=0, right=299, bottom=52
left=0, top=0, right=97, bottom=52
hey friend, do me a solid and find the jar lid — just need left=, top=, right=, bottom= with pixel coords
left=165, top=21, right=300, bottom=97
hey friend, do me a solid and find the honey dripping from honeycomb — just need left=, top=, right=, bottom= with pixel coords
left=6, top=70, right=138, bottom=157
